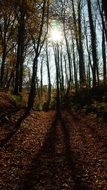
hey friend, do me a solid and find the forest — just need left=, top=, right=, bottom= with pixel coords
left=0, top=0, right=107, bottom=189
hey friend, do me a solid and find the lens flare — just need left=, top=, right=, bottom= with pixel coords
left=50, top=28, right=63, bottom=43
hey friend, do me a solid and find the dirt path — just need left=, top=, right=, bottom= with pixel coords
left=0, top=111, right=107, bottom=190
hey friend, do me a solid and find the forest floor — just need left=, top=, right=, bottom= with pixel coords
left=0, top=92, right=107, bottom=190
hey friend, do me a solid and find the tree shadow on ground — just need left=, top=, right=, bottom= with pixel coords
left=20, top=114, right=58, bottom=190
left=60, top=115, right=91, bottom=190
left=0, top=110, right=29, bottom=148
left=19, top=112, right=93, bottom=190
left=68, top=111, right=107, bottom=150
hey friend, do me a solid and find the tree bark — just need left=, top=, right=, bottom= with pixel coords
left=46, top=41, right=51, bottom=108
left=87, top=0, right=98, bottom=88
left=14, top=5, right=25, bottom=94
left=27, top=57, right=38, bottom=111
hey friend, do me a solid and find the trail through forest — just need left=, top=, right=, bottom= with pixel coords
left=0, top=1, right=107, bottom=189
left=0, top=93, right=107, bottom=190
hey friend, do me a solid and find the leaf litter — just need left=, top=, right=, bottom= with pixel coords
left=0, top=93, right=107, bottom=190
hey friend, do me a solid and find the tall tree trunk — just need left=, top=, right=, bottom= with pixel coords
left=60, top=46, right=64, bottom=93
left=14, top=6, right=25, bottom=94
left=83, top=10, right=93, bottom=88
left=78, top=0, right=85, bottom=86
left=0, top=44, right=6, bottom=86
left=54, top=44, right=60, bottom=114
left=64, top=56, right=68, bottom=88
left=102, top=0, right=107, bottom=22
left=46, top=41, right=51, bottom=108
left=40, top=60, right=43, bottom=97
left=87, top=0, right=98, bottom=88
left=72, top=36, right=78, bottom=92
left=63, top=22, right=72, bottom=90
left=71, top=0, right=85, bottom=87
left=0, top=16, right=9, bottom=87
left=27, top=57, right=38, bottom=110
left=97, top=0, right=107, bottom=41
left=27, top=0, right=47, bottom=111
left=102, top=28, right=107, bottom=84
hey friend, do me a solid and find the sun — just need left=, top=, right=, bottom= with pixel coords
left=50, top=28, right=63, bottom=43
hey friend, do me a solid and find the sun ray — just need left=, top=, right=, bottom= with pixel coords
left=50, top=28, right=63, bottom=43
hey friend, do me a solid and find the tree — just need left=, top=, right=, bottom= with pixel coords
left=27, top=0, right=50, bottom=111
left=53, top=43, right=61, bottom=113
left=102, top=0, right=107, bottom=22
left=77, top=0, right=85, bottom=86
left=0, top=0, right=17, bottom=87
left=87, top=0, right=98, bottom=88
left=46, top=40, right=51, bottom=108
left=13, top=0, right=27, bottom=94
left=102, top=24, right=107, bottom=84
